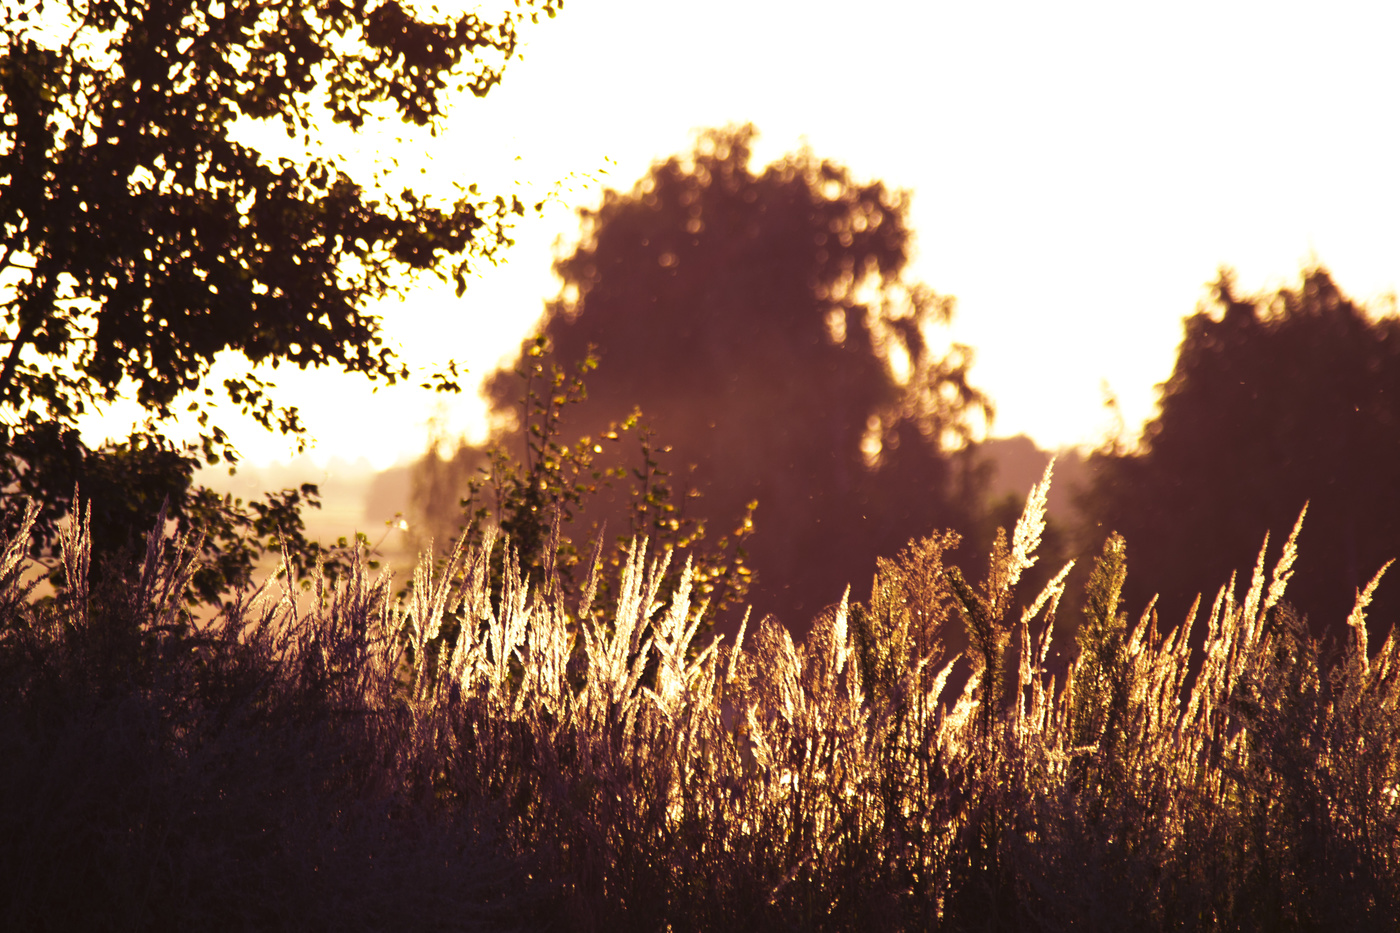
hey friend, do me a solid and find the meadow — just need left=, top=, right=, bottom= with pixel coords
left=2, top=464, right=1397, bottom=931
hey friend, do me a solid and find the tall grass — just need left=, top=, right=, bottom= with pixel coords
left=2, top=465, right=1398, bottom=930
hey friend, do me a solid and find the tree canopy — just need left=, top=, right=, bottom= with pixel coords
left=483, top=126, right=990, bottom=631
left=1081, top=266, right=1400, bottom=640
left=0, top=0, right=559, bottom=587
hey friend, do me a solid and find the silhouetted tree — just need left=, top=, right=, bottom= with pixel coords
left=1081, top=266, right=1400, bottom=641
left=0, top=0, right=559, bottom=595
left=484, top=126, right=991, bottom=631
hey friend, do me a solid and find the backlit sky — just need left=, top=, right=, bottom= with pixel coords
left=83, top=0, right=1400, bottom=470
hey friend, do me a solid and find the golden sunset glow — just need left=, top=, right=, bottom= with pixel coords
left=76, top=0, right=1400, bottom=469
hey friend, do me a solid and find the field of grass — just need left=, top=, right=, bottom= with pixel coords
left=2, top=465, right=1398, bottom=931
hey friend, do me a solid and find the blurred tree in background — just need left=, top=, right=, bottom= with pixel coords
left=1080, top=267, right=1400, bottom=642
left=0, top=0, right=559, bottom=597
left=477, top=126, right=991, bottom=632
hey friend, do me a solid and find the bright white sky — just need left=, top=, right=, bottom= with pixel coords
left=81, top=0, right=1400, bottom=470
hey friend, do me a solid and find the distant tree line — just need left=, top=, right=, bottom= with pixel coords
left=418, top=140, right=1400, bottom=648
left=6, top=0, right=1396, bottom=651
left=1080, top=267, right=1400, bottom=645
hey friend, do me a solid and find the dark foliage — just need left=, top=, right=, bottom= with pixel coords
left=1080, top=266, right=1400, bottom=643
left=0, top=499, right=541, bottom=931
left=0, top=424, right=353, bottom=602
left=0, top=0, right=559, bottom=598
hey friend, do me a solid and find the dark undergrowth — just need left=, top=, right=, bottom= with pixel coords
left=2, top=465, right=1397, bottom=931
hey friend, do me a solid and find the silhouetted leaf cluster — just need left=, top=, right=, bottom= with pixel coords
left=0, top=0, right=558, bottom=597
